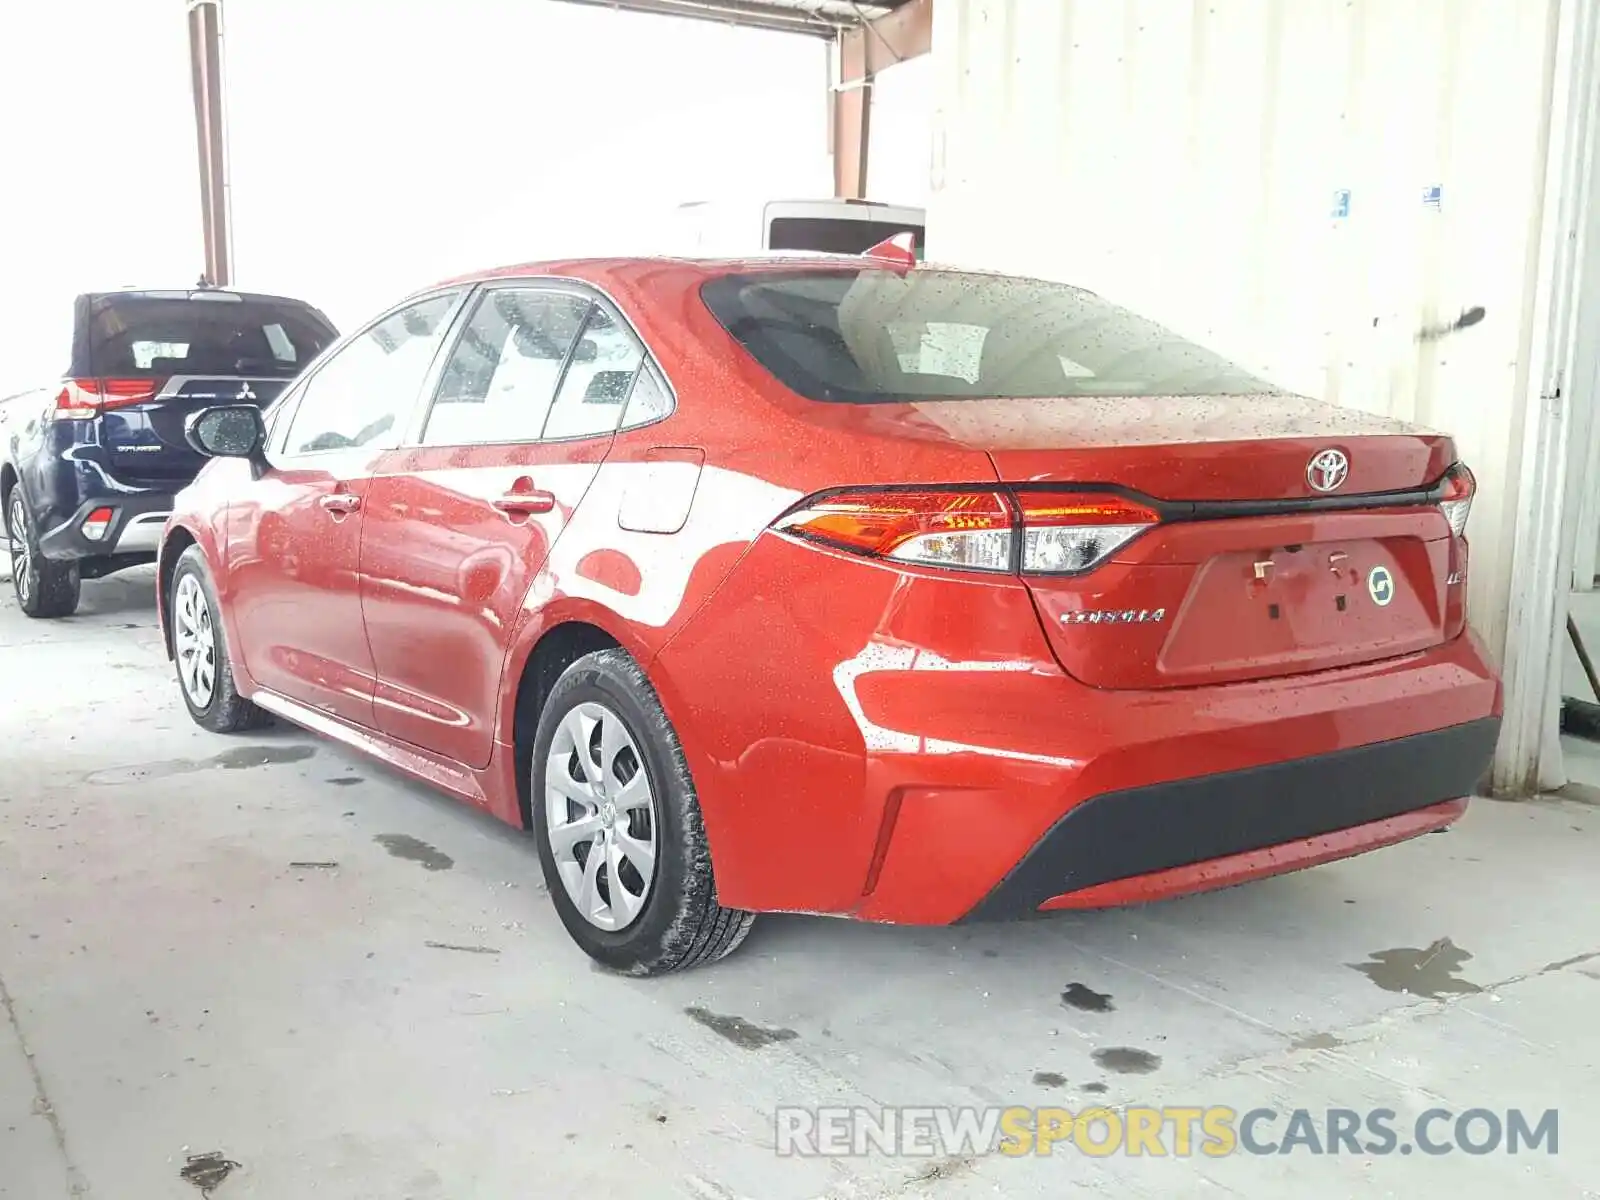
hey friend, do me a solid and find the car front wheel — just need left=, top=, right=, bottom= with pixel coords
left=170, top=545, right=268, bottom=733
left=532, top=648, right=755, bottom=975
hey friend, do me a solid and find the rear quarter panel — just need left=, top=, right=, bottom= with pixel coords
left=489, top=262, right=1003, bottom=746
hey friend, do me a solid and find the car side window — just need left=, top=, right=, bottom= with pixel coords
left=619, top=361, right=673, bottom=430
left=281, top=291, right=459, bottom=457
left=423, top=289, right=591, bottom=447
left=541, top=306, right=646, bottom=441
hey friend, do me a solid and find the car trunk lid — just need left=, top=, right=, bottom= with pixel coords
left=913, top=393, right=1464, bottom=690
left=99, top=376, right=291, bottom=484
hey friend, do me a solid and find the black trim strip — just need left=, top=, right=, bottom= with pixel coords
left=960, top=716, right=1500, bottom=922
left=774, top=473, right=1456, bottom=527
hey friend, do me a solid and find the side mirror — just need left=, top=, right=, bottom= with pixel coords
left=186, top=404, right=266, bottom=460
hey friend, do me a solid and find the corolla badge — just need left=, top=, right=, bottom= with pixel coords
left=236, top=382, right=257, bottom=402
left=1307, top=448, right=1349, bottom=493
left=1062, top=608, right=1166, bottom=625
left=1368, top=565, right=1395, bottom=607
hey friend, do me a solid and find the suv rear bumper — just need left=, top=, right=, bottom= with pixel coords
left=37, top=494, right=171, bottom=562
left=960, top=717, right=1497, bottom=920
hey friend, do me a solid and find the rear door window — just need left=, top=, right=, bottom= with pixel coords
left=541, top=306, right=645, bottom=441
left=700, top=269, right=1274, bottom=403
left=87, top=293, right=337, bottom=379
left=422, top=289, right=593, bottom=446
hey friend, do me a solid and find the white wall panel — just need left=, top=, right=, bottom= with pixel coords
left=867, top=56, right=935, bottom=206
left=929, top=0, right=1559, bottom=670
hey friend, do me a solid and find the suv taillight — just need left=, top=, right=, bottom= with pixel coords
left=1439, top=463, right=1475, bottom=538
left=774, top=488, right=1158, bottom=576
left=52, top=378, right=161, bottom=420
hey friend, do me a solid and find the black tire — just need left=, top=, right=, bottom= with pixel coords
left=169, top=545, right=269, bottom=734
left=6, top=488, right=81, bottom=618
left=531, top=649, right=755, bottom=976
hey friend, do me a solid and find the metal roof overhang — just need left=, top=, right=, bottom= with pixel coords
left=545, top=0, right=913, bottom=38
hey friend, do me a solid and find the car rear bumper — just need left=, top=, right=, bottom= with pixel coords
left=959, top=720, right=1494, bottom=920
left=840, top=630, right=1502, bottom=930
left=839, top=633, right=1499, bottom=925
left=37, top=494, right=172, bottom=561
left=657, top=534, right=1503, bottom=922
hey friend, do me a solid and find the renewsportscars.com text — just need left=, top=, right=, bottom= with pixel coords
left=775, top=1105, right=1559, bottom=1159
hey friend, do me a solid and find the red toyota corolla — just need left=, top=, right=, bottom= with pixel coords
left=157, top=242, right=1501, bottom=975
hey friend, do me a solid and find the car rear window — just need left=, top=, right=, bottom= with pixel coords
left=86, top=293, right=336, bottom=379
left=699, top=269, right=1275, bottom=403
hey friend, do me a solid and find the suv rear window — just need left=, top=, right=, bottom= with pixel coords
left=699, top=269, right=1274, bottom=404
left=86, top=293, right=336, bottom=379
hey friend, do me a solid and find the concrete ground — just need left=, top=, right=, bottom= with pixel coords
left=1, top=561, right=1597, bottom=1199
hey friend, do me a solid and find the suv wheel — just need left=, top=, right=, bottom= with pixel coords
left=170, top=545, right=268, bottom=733
left=532, top=649, right=755, bottom=975
left=7, top=490, right=80, bottom=618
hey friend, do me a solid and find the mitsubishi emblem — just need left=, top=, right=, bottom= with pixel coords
left=236, top=382, right=257, bottom=402
left=1307, top=448, right=1349, bottom=493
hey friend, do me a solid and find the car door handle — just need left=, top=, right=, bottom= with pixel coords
left=320, top=493, right=361, bottom=515
left=493, top=490, right=556, bottom=516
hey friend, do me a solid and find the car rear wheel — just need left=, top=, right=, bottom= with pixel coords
left=6, top=490, right=80, bottom=618
left=532, top=649, right=755, bottom=975
left=170, top=545, right=268, bottom=733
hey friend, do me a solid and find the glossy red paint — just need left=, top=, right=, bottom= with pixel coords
left=1036, top=800, right=1468, bottom=911
left=159, top=255, right=1502, bottom=930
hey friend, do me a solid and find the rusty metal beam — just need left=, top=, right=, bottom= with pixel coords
left=830, top=35, right=871, bottom=199
left=187, top=0, right=231, bottom=287
left=550, top=0, right=845, bottom=37
left=838, top=0, right=931, bottom=85
left=831, top=0, right=931, bottom=198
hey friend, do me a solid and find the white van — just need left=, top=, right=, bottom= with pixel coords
left=670, top=198, right=925, bottom=258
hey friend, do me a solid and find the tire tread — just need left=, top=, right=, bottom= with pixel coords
left=535, top=648, right=754, bottom=976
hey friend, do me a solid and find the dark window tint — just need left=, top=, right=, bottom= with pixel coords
left=87, top=294, right=336, bottom=379
left=700, top=269, right=1275, bottom=404
left=766, top=218, right=925, bottom=257
left=283, top=292, right=459, bottom=456
left=424, top=290, right=592, bottom=446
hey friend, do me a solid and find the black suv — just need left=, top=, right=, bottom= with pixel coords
left=1, top=287, right=337, bottom=616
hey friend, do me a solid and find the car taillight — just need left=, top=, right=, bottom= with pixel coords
left=775, top=489, right=1014, bottom=572
left=1012, top=491, right=1160, bottom=575
left=81, top=507, right=115, bottom=541
left=774, top=487, right=1160, bottom=576
left=52, top=378, right=161, bottom=420
left=1439, top=463, right=1475, bottom=538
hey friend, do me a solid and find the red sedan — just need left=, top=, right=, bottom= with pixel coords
left=157, top=242, right=1501, bottom=974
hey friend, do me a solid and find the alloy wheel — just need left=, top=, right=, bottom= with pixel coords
left=544, top=701, right=659, bottom=932
left=173, top=573, right=216, bottom=709
left=9, top=495, right=31, bottom=607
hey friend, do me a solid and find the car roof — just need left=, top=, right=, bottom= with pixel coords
left=82, top=287, right=323, bottom=307
left=420, top=255, right=1090, bottom=307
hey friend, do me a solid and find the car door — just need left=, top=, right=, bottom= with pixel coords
left=360, top=283, right=647, bottom=767
left=224, top=289, right=464, bottom=726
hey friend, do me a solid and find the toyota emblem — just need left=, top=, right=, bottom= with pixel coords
left=1307, top=448, right=1349, bottom=493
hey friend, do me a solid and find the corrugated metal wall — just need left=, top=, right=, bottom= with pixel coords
left=929, top=0, right=1560, bottom=667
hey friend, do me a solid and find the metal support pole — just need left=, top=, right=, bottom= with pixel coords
left=188, top=0, right=232, bottom=287
left=829, top=0, right=933, bottom=199
left=832, top=34, right=871, bottom=199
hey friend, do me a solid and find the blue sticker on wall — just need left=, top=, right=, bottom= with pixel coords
left=1331, top=189, right=1351, bottom=219
left=1422, top=184, right=1442, bottom=210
